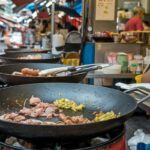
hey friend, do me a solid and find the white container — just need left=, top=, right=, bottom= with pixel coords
left=101, top=64, right=122, bottom=74
left=52, top=33, right=65, bottom=48
left=42, top=36, right=51, bottom=50
left=52, top=33, right=65, bottom=55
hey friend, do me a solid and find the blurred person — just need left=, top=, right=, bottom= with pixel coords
left=25, top=21, right=36, bottom=46
left=3, top=28, right=12, bottom=48
left=125, top=6, right=145, bottom=31
left=41, top=20, right=51, bottom=34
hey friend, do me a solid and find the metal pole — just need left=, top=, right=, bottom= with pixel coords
left=51, top=0, right=55, bottom=54
left=81, top=0, right=85, bottom=38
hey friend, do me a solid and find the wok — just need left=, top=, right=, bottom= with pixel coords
left=4, top=48, right=49, bottom=54
left=0, top=53, right=60, bottom=63
left=0, top=83, right=149, bottom=141
left=0, top=63, right=87, bottom=85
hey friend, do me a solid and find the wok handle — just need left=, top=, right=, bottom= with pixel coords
left=124, top=87, right=150, bottom=105
left=69, top=66, right=99, bottom=75
left=76, top=64, right=101, bottom=69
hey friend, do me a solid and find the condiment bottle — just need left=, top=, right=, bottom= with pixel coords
left=117, top=52, right=128, bottom=73
left=134, top=55, right=143, bottom=74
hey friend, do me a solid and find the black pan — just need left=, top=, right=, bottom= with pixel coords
left=0, top=53, right=60, bottom=63
left=4, top=48, right=49, bottom=54
left=0, top=63, right=87, bottom=85
left=0, top=83, right=149, bottom=141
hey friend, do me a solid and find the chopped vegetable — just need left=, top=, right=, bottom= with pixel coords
left=94, top=111, right=120, bottom=122
left=54, top=98, right=85, bottom=112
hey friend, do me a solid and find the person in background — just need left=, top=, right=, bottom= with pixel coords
left=25, top=21, right=36, bottom=47
left=125, top=6, right=145, bottom=31
left=3, top=28, right=12, bottom=48
left=40, top=20, right=52, bottom=34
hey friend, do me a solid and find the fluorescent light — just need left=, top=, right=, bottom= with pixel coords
left=46, top=1, right=52, bottom=7
left=40, top=0, right=47, bottom=6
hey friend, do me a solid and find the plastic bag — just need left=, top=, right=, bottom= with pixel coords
left=128, top=129, right=150, bottom=150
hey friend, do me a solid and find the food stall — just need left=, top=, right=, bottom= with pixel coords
left=0, top=0, right=149, bottom=150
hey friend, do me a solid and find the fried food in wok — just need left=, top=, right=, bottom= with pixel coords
left=12, top=68, right=54, bottom=77
left=0, top=96, right=119, bottom=125
left=17, top=55, right=42, bottom=60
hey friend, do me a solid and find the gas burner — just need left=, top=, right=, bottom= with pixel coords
left=0, top=126, right=126, bottom=150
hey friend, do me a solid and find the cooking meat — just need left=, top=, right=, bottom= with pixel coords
left=13, top=115, right=26, bottom=122
left=29, top=96, right=41, bottom=106
left=0, top=96, right=118, bottom=126
left=70, top=116, right=90, bottom=124
left=45, top=105, right=58, bottom=114
left=19, top=101, right=58, bottom=118
left=19, top=107, right=32, bottom=116
left=17, top=55, right=42, bottom=60
left=30, top=108, right=44, bottom=118
left=3, top=113, right=18, bottom=120
left=58, top=113, right=90, bottom=125
left=0, top=113, right=26, bottom=122
left=36, top=102, right=50, bottom=108
left=21, top=68, right=39, bottom=76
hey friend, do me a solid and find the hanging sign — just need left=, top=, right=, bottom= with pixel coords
left=95, top=0, right=116, bottom=21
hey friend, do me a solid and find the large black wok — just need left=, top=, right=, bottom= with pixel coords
left=0, top=53, right=60, bottom=63
left=4, top=48, right=49, bottom=54
left=0, top=63, right=87, bottom=85
left=0, top=83, right=149, bottom=141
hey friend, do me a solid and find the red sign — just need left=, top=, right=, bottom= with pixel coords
left=38, top=11, right=49, bottom=19
left=12, top=0, right=34, bottom=6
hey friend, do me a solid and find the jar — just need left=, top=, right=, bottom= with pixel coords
left=117, top=53, right=128, bottom=73
left=134, top=55, right=143, bottom=74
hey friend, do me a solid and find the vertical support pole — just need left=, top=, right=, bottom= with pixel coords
left=51, top=0, right=55, bottom=54
left=81, top=0, right=85, bottom=38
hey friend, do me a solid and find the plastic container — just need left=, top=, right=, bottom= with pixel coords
left=135, top=75, right=143, bottom=83
left=134, top=55, right=144, bottom=74
left=117, top=52, right=128, bottom=73
left=101, top=64, right=122, bottom=74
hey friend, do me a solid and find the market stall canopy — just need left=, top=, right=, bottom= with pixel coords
left=25, top=2, right=42, bottom=12
left=0, top=16, right=17, bottom=27
left=12, top=0, right=34, bottom=7
left=55, top=4, right=81, bottom=17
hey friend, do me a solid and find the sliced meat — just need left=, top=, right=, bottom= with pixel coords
left=21, top=68, right=39, bottom=77
left=0, top=113, right=18, bottom=121
left=59, top=113, right=90, bottom=125
left=36, top=102, right=50, bottom=109
left=70, top=116, right=90, bottom=124
left=19, top=107, right=32, bottom=116
left=59, top=113, right=66, bottom=121
left=13, top=115, right=26, bottom=122
left=30, top=107, right=44, bottom=118
left=29, top=96, right=41, bottom=106
left=45, top=105, right=57, bottom=114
